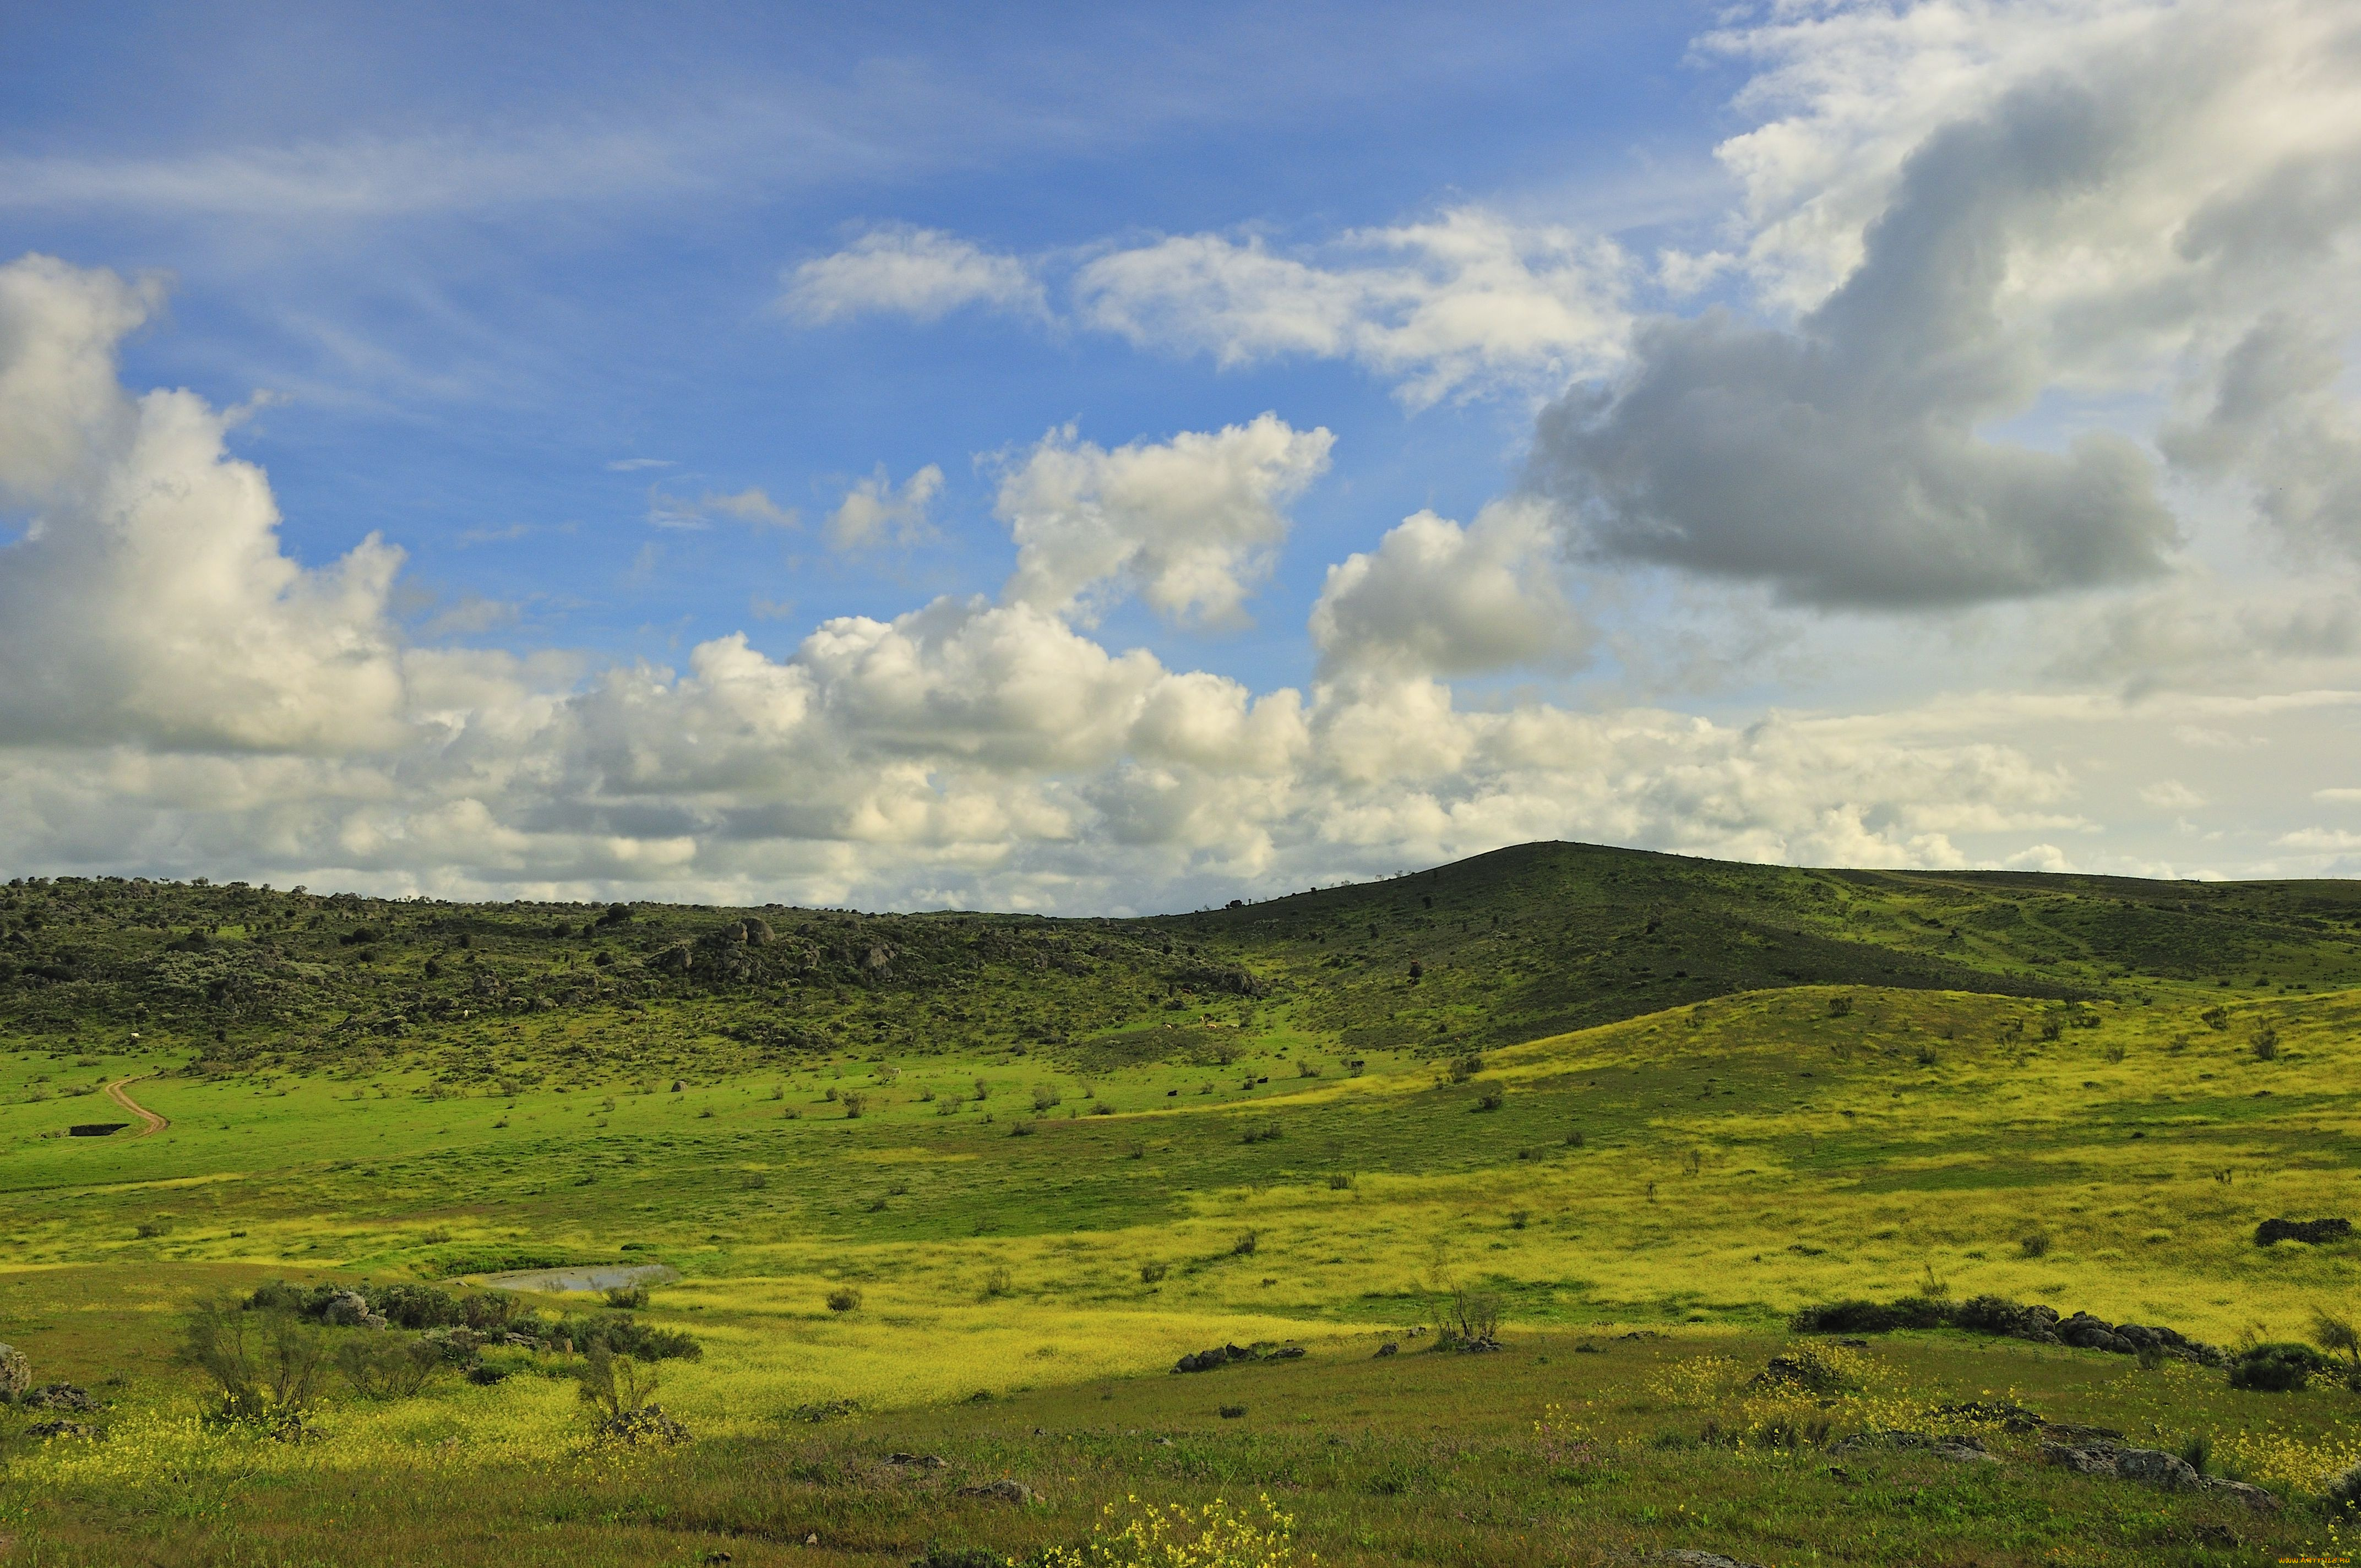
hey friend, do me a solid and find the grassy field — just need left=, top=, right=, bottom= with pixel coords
left=2, top=843, right=2358, bottom=1565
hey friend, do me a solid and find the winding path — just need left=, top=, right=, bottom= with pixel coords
left=102, top=1076, right=168, bottom=1137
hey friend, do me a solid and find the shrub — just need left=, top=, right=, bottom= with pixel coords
left=1032, top=1086, right=1062, bottom=1113
left=1232, top=1230, right=1259, bottom=1256
left=2251, top=1026, right=2280, bottom=1061
left=1474, top=1087, right=1505, bottom=1112
left=545, top=1313, right=701, bottom=1362
left=1438, top=1287, right=1502, bottom=1351
left=183, top=1299, right=331, bottom=1423
left=2228, top=1342, right=2325, bottom=1392
left=1327, top=1172, right=1355, bottom=1190
left=1139, top=1261, right=1168, bottom=1285
left=1508, top=1210, right=1530, bottom=1231
left=336, top=1334, right=442, bottom=1401
left=1793, top=1300, right=1883, bottom=1333
left=2018, top=1231, right=2052, bottom=1259
left=603, top=1284, right=649, bottom=1310
left=981, top=1266, right=1014, bottom=1299
left=2201, top=1005, right=2231, bottom=1031
left=1445, top=1054, right=1483, bottom=1084
left=2327, top=1462, right=2361, bottom=1516
left=575, top=1340, right=684, bottom=1447
left=1827, top=995, right=1853, bottom=1018
left=825, top=1287, right=862, bottom=1313
left=2309, top=1305, right=2360, bottom=1378
left=1035, top=1494, right=1305, bottom=1568
left=1218, top=1403, right=1247, bottom=1418
left=840, top=1090, right=868, bottom=1118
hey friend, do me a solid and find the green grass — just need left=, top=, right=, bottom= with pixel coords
left=1, top=845, right=2359, bottom=1563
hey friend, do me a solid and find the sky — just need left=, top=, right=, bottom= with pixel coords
left=2, top=0, right=2360, bottom=912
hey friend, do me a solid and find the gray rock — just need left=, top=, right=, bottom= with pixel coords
left=2204, top=1477, right=2280, bottom=1513
left=24, top=1384, right=94, bottom=1412
left=2041, top=1440, right=2125, bottom=1476
left=2113, top=1447, right=2202, bottom=1490
left=320, top=1290, right=372, bottom=1327
left=0, top=1343, right=29, bottom=1402
left=2042, top=1439, right=2208, bottom=1494
left=1656, top=1553, right=1770, bottom=1568
left=886, top=1451, right=946, bottom=1469
left=25, top=1419, right=91, bottom=1439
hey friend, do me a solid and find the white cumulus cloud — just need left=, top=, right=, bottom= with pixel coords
left=995, top=414, right=1332, bottom=628
left=1310, top=499, right=1580, bottom=678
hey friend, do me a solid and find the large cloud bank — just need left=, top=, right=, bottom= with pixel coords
left=10, top=0, right=2361, bottom=906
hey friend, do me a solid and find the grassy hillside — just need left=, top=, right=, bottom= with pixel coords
left=2, top=842, right=2358, bottom=1565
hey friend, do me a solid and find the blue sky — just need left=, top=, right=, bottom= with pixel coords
left=8, top=2, right=1724, bottom=679
left=3, top=1, right=2360, bottom=908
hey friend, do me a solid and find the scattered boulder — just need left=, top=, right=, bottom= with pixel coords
left=23, top=1384, right=94, bottom=1413
left=1655, top=1553, right=1769, bottom=1568
left=319, top=1290, right=373, bottom=1327
left=2255, top=1217, right=2351, bottom=1246
left=0, top=1344, right=30, bottom=1402
left=886, top=1451, right=947, bottom=1469
left=2206, top=1478, right=2281, bottom=1513
left=1374, top=1342, right=1399, bottom=1358
left=2040, top=1436, right=2271, bottom=1508
left=25, top=1419, right=91, bottom=1440
left=955, top=1478, right=1033, bottom=1504
left=1172, top=1342, right=1302, bottom=1372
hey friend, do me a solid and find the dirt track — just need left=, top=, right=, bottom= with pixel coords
left=102, top=1076, right=168, bottom=1136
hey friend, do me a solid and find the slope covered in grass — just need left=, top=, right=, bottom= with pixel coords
left=2, top=842, right=2359, bottom=1564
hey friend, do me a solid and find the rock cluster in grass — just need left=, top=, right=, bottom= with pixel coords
left=1172, top=1342, right=1303, bottom=1373
left=2254, top=1216, right=2351, bottom=1246
left=1792, top=1294, right=2223, bottom=1364
left=23, top=1384, right=95, bottom=1412
left=2039, top=1436, right=2279, bottom=1511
